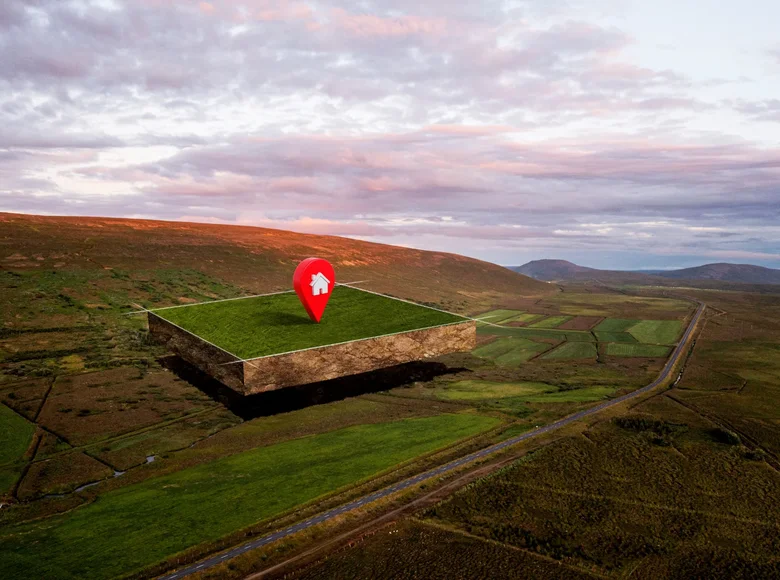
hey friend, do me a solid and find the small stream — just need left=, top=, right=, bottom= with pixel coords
left=40, top=456, right=155, bottom=499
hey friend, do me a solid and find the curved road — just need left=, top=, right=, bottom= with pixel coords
left=161, top=301, right=705, bottom=580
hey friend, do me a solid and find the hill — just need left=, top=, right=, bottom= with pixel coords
left=0, top=212, right=551, bottom=313
left=512, top=259, right=780, bottom=288
left=657, top=263, right=780, bottom=285
left=512, top=259, right=661, bottom=285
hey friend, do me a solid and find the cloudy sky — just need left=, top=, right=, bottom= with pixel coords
left=1, top=0, right=779, bottom=269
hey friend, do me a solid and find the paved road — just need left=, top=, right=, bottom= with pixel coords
left=160, top=301, right=705, bottom=580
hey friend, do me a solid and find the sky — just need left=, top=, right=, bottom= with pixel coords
left=1, top=0, right=779, bottom=270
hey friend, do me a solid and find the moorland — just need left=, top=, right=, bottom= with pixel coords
left=1, top=213, right=775, bottom=580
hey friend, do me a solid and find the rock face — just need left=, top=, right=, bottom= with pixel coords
left=148, top=314, right=475, bottom=395
left=147, top=313, right=245, bottom=392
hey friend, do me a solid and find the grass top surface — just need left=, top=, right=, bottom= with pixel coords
left=153, top=285, right=466, bottom=359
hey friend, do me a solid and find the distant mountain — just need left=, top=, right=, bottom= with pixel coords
left=655, top=263, right=780, bottom=285
left=512, top=259, right=598, bottom=280
left=512, top=259, right=780, bottom=286
left=512, top=260, right=659, bottom=285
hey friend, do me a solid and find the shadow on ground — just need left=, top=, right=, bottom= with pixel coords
left=159, top=355, right=468, bottom=420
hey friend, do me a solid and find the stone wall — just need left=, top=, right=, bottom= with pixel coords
left=149, top=314, right=475, bottom=396
left=241, top=321, right=476, bottom=395
left=147, top=313, right=244, bottom=391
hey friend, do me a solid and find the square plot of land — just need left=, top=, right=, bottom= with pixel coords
left=153, top=286, right=466, bottom=359
left=148, top=286, right=475, bottom=394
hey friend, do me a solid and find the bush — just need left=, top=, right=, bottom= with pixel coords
left=712, top=427, right=741, bottom=446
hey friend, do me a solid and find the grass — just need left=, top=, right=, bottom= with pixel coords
left=293, top=519, right=597, bottom=580
left=155, top=286, right=466, bottom=359
left=607, top=343, right=671, bottom=358
left=472, top=337, right=550, bottom=365
left=0, top=404, right=35, bottom=495
left=628, top=320, right=683, bottom=345
left=528, top=316, right=572, bottom=329
left=437, top=380, right=556, bottom=401
left=422, top=392, right=780, bottom=578
left=436, top=381, right=613, bottom=405
left=0, top=404, right=35, bottom=467
left=594, top=319, right=639, bottom=333
left=503, top=313, right=544, bottom=324
left=477, top=309, right=525, bottom=324
left=522, top=386, right=615, bottom=403
left=542, top=342, right=597, bottom=360
left=478, top=326, right=593, bottom=342
left=594, top=331, right=637, bottom=343
left=0, top=413, right=498, bottom=579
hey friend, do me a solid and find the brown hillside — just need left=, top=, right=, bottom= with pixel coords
left=0, top=213, right=551, bottom=313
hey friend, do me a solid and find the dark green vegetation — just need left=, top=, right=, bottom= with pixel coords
left=0, top=414, right=498, bottom=579
left=606, top=343, right=671, bottom=357
left=155, top=286, right=464, bottom=359
left=0, top=405, right=35, bottom=493
left=471, top=337, right=549, bottom=364
left=528, top=315, right=571, bottom=328
left=541, top=342, right=597, bottom=360
left=293, top=519, right=597, bottom=580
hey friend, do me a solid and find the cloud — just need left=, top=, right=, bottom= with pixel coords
left=0, top=0, right=778, bottom=268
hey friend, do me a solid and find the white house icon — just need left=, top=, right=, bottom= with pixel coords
left=310, top=272, right=331, bottom=296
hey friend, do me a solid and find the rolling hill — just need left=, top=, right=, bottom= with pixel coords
left=512, top=259, right=780, bottom=287
left=0, top=213, right=551, bottom=313
left=656, top=263, right=780, bottom=285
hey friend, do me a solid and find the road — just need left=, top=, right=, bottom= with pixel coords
left=159, top=301, right=705, bottom=580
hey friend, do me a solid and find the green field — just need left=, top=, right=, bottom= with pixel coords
left=503, top=313, right=544, bottom=324
left=155, top=286, right=465, bottom=359
left=0, top=413, right=498, bottom=580
left=528, top=316, right=572, bottom=329
left=476, top=309, right=525, bottom=324
left=437, top=380, right=556, bottom=401
left=472, top=337, right=550, bottom=365
left=628, top=320, right=682, bottom=344
left=521, top=386, right=615, bottom=403
left=606, top=343, right=672, bottom=357
left=437, top=380, right=613, bottom=405
left=478, top=326, right=593, bottom=342
left=594, top=319, right=639, bottom=332
left=594, top=331, right=637, bottom=343
left=542, top=342, right=598, bottom=360
left=0, top=404, right=36, bottom=494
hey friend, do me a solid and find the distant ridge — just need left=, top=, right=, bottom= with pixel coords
left=512, top=259, right=780, bottom=286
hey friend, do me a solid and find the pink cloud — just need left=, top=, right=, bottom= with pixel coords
left=331, top=8, right=448, bottom=38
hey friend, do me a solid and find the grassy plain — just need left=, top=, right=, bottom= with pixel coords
left=472, top=337, right=550, bottom=364
left=606, top=343, right=671, bottom=358
left=0, top=413, right=498, bottom=579
left=155, top=286, right=465, bottom=359
left=529, top=315, right=571, bottom=328
left=628, top=320, right=682, bottom=344
left=0, top=404, right=35, bottom=493
left=542, top=342, right=597, bottom=360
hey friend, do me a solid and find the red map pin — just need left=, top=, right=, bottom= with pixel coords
left=293, top=257, right=336, bottom=323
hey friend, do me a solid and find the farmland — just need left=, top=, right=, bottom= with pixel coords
left=541, top=342, right=597, bottom=360
left=0, top=414, right=498, bottom=579
left=298, top=287, right=780, bottom=580
left=0, top=404, right=35, bottom=493
left=0, top=212, right=745, bottom=580
left=155, top=286, right=465, bottom=360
